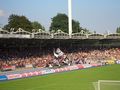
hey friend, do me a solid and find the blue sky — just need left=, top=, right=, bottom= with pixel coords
left=0, top=0, right=120, bottom=33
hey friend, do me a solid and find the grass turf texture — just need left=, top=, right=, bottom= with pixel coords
left=0, top=64, right=120, bottom=90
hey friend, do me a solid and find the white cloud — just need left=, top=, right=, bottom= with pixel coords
left=0, top=9, right=5, bottom=17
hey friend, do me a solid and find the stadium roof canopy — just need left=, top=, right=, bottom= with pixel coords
left=0, top=28, right=9, bottom=34
left=53, top=30, right=69, bottom=39
left=88, top=34, right=104, bottom=39
left=72, top=33, right=86, bottom=39
left=12, top=28, right=31, bottom=35
left=0, top=28, right=120, bottom=39
left=34, top=29, right=51, bottom=39
left=106, top=33, right=120, bottom=39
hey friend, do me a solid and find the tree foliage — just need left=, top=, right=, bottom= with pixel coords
left=50, top=13, right=82, bottom=33
left=3, top=14, right=32, bottom=32
left=4, top=14, right=45, bottom=32
left=116, top=27, right=120, bottom=33
left=31, top=21, right=45, bottom=31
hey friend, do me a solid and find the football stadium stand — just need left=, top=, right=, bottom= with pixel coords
left=0, top=28, right=120, bottom=81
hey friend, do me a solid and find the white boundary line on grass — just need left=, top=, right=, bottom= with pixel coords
left=98, top=80, right=120, bottom=90
left=98, top=80, right=100, bottom=90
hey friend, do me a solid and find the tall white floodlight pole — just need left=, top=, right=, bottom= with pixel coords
left=68, top=0, right=72, bottom=38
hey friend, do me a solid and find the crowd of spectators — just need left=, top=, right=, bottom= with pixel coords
left=0, top=47, right=120, bottom=71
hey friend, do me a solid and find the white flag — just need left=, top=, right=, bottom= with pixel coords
left=54, top=48, right=64, bottom=58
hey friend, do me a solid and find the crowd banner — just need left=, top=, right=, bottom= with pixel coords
left=77, top=64, right=84, bottom=69
left=106, top=60, right=115, bottom=64
left=82, top=64, right=92, bottom=68
left=0, top=64, right=102, bottom=81
left=6, top=71, right=43, bottom=80
left=0, top=75, right=8, bottom=81
left=1, top=66, right=15, bottom=71
left=116, top=60, right=120, bottom=64
left=25, top=64, right=33, bottom=68
left=42, top=69, right=55, bottom=74
left=7, top=74, right=21, bottom=80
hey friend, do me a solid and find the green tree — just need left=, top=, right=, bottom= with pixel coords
left=81, top=28, right=91, bottom=34
left=50, top=13, right=81, bottom=33
left=3, top=14, right=33, bottom=32
left=32, top=21, right=45, bottom=31
left=116, top=27, right=120, bottom=33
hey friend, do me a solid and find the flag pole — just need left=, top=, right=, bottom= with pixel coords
left=68, top=0, right=72, bottom=38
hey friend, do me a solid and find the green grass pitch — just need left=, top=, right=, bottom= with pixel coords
left=0, top=64, right=120, bottom=90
